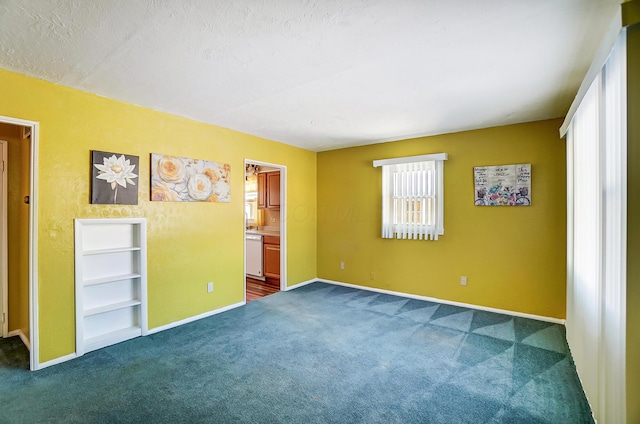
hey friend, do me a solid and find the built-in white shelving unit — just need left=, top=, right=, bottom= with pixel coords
left=74, top=218, right=148, bottom=356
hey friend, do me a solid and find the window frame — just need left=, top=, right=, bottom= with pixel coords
left=373, top=153, right=447, bottom=240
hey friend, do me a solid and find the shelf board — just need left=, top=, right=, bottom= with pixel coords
left=83, top=273, right=141, bottom=287
left=82, top=246, right=141, bottom=256
left=84, top=327, right=142, bottom=353
left=84, top=300, right=142, bottom=317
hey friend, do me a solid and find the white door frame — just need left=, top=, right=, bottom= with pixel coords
left=243, top=159, right=287, bottom=299
left=1, top=140, right=7, bottom=338
left=0, top=115, right=39, bottom=371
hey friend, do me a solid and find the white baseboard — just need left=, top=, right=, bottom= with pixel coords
left=37, top=352, right=77, bottom=370
left=147, top=301, right=246, bottom=335
left=30, top=278, right=563, bottom=371
left=316, top=278, right=565, bottom=325
left=34, top=301, right=246, bottom=369
left=7, top=329, right=31, bottom=351
left=283, top=278, right=317, bottom=291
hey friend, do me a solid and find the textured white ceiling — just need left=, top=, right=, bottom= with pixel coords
left=0, top=0, right=619, bottom=151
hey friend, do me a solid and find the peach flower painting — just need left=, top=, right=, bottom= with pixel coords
left=150, top=153, right=231, bottom=202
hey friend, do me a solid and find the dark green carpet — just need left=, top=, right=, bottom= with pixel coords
left=0, top=335, right=28, bottom=370
left=0, top=282, right=593, bottom=423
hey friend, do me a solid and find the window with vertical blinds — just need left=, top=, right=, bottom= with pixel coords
left=373, top=153, right=447, bottom=240
left=564, top=30, right=626, bottom=424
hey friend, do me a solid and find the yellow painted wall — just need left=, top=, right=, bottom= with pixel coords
left=318, top=119, right=566, bottom=318
left=626, top=20, right=640, bottom=424
left=0, top=68, right=317, bottom=362
left=0, top=122, right=30, bottom=338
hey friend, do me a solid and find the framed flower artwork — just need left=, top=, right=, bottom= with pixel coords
left=150, top=153, right=231, bottom=202
left=91, top=150, right=139, bottom=205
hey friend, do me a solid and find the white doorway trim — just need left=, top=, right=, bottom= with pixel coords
left=1, top=140, right=7, bottom=338
left=0, top=115, right=39, bottom=371
left=243, top=159, right=287, bottom=298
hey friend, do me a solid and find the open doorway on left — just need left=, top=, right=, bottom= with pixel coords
left=0, top=122, right=31, bottom=370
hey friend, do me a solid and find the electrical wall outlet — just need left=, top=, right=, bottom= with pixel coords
left=370, top=272, right=376, bottom=280
left=460, top=276, right=468, bottom=286
left=207, top=282, right=214, bottom=292
left=340, top=261, right=345, bottom=270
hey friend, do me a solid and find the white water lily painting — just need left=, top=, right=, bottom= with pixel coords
left=150, top=153, right=231, bottom=202
left=91, top=151, right=139, bottom=205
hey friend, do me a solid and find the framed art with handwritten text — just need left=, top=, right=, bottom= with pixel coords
left=473, top=164, right=531, bottom=206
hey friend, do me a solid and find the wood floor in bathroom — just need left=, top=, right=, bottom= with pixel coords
left=246, top=277, right=280, bottom=302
